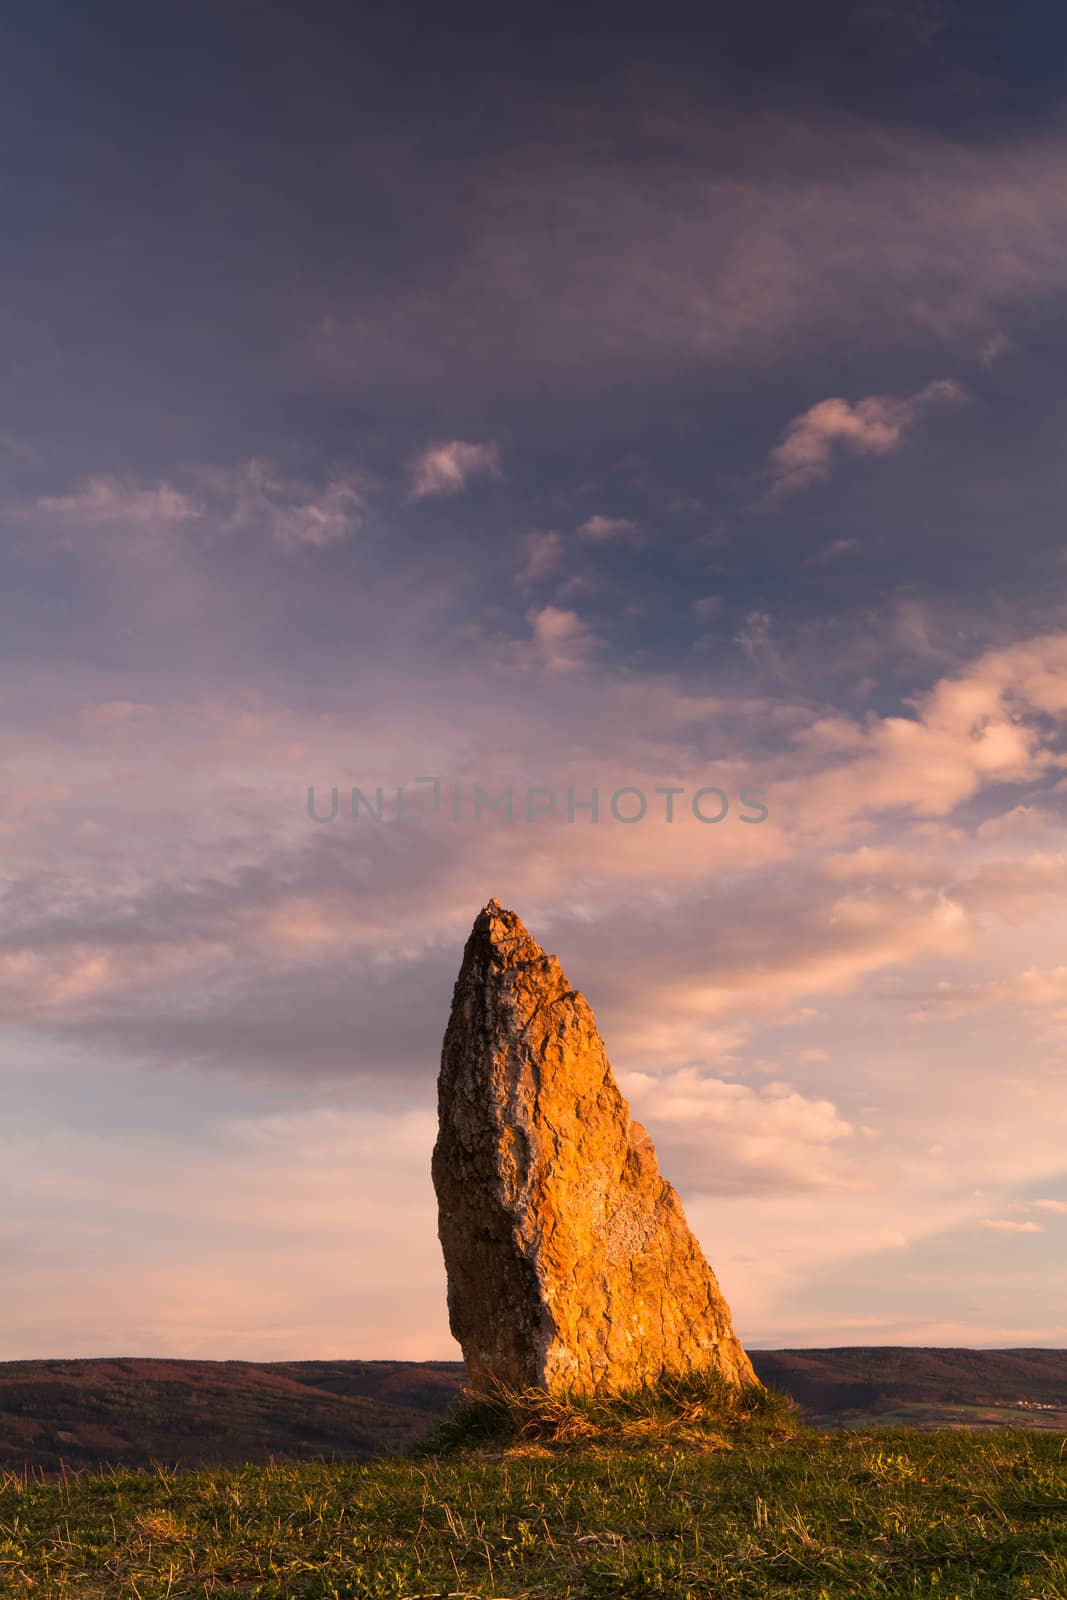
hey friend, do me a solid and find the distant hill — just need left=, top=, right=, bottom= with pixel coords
left=749, top=1347, right=1067, bottom=1430
left=0, top=1358, right=466, bottom=1476
left=1, top=1348, right=1064, bottom=1475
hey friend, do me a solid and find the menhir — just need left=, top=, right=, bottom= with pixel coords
left=431, top=899, right=758, bottom=1395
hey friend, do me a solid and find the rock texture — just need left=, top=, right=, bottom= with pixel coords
left=432, top=899, right=758, bottom=1396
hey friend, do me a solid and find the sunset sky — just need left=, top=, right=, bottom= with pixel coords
left=3, top=0, right=1067, bottom=1359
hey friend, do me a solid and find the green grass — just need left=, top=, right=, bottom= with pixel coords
left=1, top=1377, right=1065, bottom=1598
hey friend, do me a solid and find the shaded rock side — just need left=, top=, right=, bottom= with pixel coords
left=431, top=899, right=759, bottom=1396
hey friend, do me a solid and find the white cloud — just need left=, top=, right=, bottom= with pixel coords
left=980, top=1218, right=1045, bottom=1234
left=408, top=439, right=501, bottom=500
left=766, top=379, right=966, bottom=497
left=1034, top=1199, right=1067, bottom=1214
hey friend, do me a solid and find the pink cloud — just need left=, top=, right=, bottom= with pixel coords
left=767, top=379, right=966, bottom=496
left=578, top=513, right=639, bottom=542
left=313, top=114, right=1067, bottom=394
left=5, top=617, right=1067, bottom=1353
left=516, top=529, right=563, bottom=584
left=38, top=476, right=201, bottom=525
left=34, top=462, right=368, bottom=550
left=524, top=604, right=598, bottom=671
left=408, top=439, right=501, bottom=499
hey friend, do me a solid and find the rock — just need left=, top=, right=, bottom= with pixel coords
left=431, top=899, right=759, bottom=1396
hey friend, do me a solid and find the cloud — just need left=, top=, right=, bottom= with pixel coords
left=578, top=513, right=639, bottom=542
left=312, top=108, right=1067, bottom=401
left=408, top=440, right=501, bottom=500
left=3, top=622, right=1067, bottom=1080
left=5, top=617, right=1067, bottom=1355
left=212, top=460, right=366, bottom=550
left=905, top=964, right=1067, bottom=1023
left=774, top=629, right=1067, bottom=833
left=516, top=529, right=563, bottom=584
left=621, top=1067, right=859, bottom=1195
left=821, top=538, right=859, bottom=561
left=978, top=332, right=1013, bottom=367
left=6, top=617, right=1067, bottom=1356
left=38, top=476, right=201, bottom=526
left=734, top=609, right=774, bottom=656
left=34, top=462, right=367, bottom=551
left=822, top=846, right=934, bottom=883
left=524, top=604, right=598, bottom=672
left=766, top=379, right=966, bottom=496
left=980, top=1219, right=1045, bottom=1234
left=1034, top=1199, right=1067, bottom=1213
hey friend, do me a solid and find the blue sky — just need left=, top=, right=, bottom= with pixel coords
left=2, top=0, right=1067, bottom=1358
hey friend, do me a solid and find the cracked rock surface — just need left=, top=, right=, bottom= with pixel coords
left=432, top=899, right=759, bottom=1395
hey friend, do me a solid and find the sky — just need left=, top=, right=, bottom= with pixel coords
left=2, top=0, right=1067, bottom=1359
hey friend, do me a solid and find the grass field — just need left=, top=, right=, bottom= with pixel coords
left=1, top=1378, right=1065, bottom=1599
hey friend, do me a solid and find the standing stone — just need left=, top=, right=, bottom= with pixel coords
left=432, top=899, right=758, bottom=1396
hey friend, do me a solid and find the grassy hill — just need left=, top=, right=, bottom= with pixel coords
left=1, top=1348, right=1065, bottom=1476
left=0, top=1392, right=1064, bottom=1597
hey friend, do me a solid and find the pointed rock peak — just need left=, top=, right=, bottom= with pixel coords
left=470, top=898, right=546, bottom=970
left=433, top=901, right=759, bottom=1397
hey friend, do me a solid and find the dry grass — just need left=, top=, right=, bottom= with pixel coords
left=422, top=1366, right=796, bottom=1454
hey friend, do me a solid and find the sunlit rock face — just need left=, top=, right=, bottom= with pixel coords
left=432, top=899, right=759, bottom=1396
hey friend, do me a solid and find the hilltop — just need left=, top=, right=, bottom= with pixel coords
left=2, top=1420, right=1065, bottom=1597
